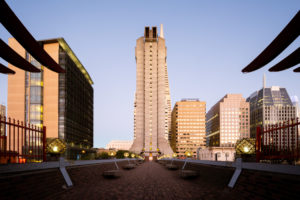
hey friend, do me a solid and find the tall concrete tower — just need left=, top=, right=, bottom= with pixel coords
left=130, top=25, right=173, bottom=159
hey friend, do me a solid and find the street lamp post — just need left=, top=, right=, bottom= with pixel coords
left=182, top=150, right=193, bottom=170
left=46, top=138, right=66, bottom=161
left=180, top=150, right=198, bottom=178
left=124, top=152, right=130, bottom=164
left=171, top=153, right=177, bottom=165
left=123, top=152, right=136, bottom=170
left=103, top=149, right=121, bottom=178
left=108, top=150, right=118, bottom=170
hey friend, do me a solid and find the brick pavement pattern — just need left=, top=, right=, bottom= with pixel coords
left=2, top=160, right=300, bottom=199
left=55, top=161, right=233, bottom=200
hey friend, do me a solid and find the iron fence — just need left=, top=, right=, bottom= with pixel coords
left=256, top=118, right=300, bottom=162
left=0, top=115, right=46, bottom=164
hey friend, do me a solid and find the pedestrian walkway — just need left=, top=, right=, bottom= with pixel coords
left=54, top=161, right=229, bottom=200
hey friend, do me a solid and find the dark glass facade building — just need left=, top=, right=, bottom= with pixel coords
left=247, top=86, right=296, bottom=138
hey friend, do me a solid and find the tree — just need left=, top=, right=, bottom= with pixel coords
left=97, top=152, right=109, bottom=159
left=116, top=150, right=130, bottom=159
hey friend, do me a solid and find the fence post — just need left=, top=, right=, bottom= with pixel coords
left=43, top=126, right=47, bottom=162
left=256, top=126, right=261, bottom=162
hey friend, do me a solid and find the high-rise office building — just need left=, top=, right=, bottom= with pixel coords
left=0, top=105, right=5, bottom=116
left=130, top=25, right=173, bottom=159
left=7, top=38, right=94, bottom=159
left=0, top=104, right=5, bottom=137
left=170, top=99, right=206, bottom=158
left=291, top=96, right=300, bottom=119
left=206, top=94, right=250, bottom=147
left=288, top=96, right=299, bottom=139
left=247, top=76, right=296, bottom=138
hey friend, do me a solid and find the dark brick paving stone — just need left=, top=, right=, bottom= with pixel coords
left=53, top=161, right=234, bottom=200
left=3, top=160, right=300, bottom=200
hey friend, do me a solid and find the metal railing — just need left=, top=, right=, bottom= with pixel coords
left=256, top=118, right=300, bottom=162
left=0, top=115, right=46, bottom=164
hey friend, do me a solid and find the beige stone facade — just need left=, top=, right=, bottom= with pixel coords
left=206, top=94, right=250, bottom=147
left=130, top=25, right=173, bottom=157
left=171, top=99, right=206, bottom=158
left=198, top=147, right=235, bottom=161
left=106, top=140, right=133, bottom=151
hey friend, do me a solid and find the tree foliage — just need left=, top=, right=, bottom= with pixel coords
left=97, top=152, right=109, bottom=159
left=116, top=150, right=130, bottom=159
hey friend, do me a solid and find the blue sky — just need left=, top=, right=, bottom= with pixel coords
left=0, top=0, right=299, bottom=148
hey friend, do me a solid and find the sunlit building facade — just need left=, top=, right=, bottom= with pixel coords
left=130, top=25, right=173, bottom=158
left=292, top=96, right=300, bottom=140
left=198, top=147, right=235, bottom=161
left=7, top=38, right=94, bottom=159
left=291, top=96, right=299, bottom=120
left=106, top=140, right=133, bottom=151
left=170, top=99, right=206, bottom=158
left=206, top=94, right=250, bottom=147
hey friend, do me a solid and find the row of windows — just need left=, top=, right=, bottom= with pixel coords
left=176, top=130, right=204, bottom=133
left=177, top=118, right=204, bottom=121
left=177, top=122, right=205, bottom=125
left=221, top=107, right=248, bottom=111
left=221, top=111, right=248, bottom=115
left=176, top=104, right=205, bottom=107
left=221, top=122, right=249, bottom=125
left=222, top=118, right=248, bottom=122
left=176, top=144, right=198, bottom=147
left=176, top=112, right=205, bottom=115
left=177, top=125, right=205, bottom=128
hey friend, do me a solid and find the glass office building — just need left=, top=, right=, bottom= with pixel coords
left=8, top=38, right=94, bottom=159
left=247, top=85, right=296, bottom=138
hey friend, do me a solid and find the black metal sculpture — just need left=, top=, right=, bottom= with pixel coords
left=0, top=0, right=65, bottom=74
left=0, top=39, right=40, bottom=72
left=0, top=63, right=15, bottom=74
left=242, top=11, right=300, bottom=73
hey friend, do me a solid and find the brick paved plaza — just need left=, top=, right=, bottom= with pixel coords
left=55, top=161, right=229, bottom=200
left=1, top=160, right=300, bottom=200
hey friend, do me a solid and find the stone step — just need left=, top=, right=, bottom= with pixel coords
left=103, top=170, right=121, bottom=178
left=165, top=164, right=179, bottom=170
left=180, top=170, right=198, bottom=178
left=123, top=164, right=136, bottom=170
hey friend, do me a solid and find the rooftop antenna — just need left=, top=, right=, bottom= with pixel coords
left=263, top=74, right=266, bottom=88
left=160, top=24, right=164, bottom=38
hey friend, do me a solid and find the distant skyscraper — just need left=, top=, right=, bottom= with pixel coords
left=130, top=25, right=173, bottom=159
left=170, top=99, right=206, bottom=158
left=206, top=94, right=250, bottom=147
left=247, top=76, right=296, bottom=138
left=7, top=38, right=94, bottom=159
